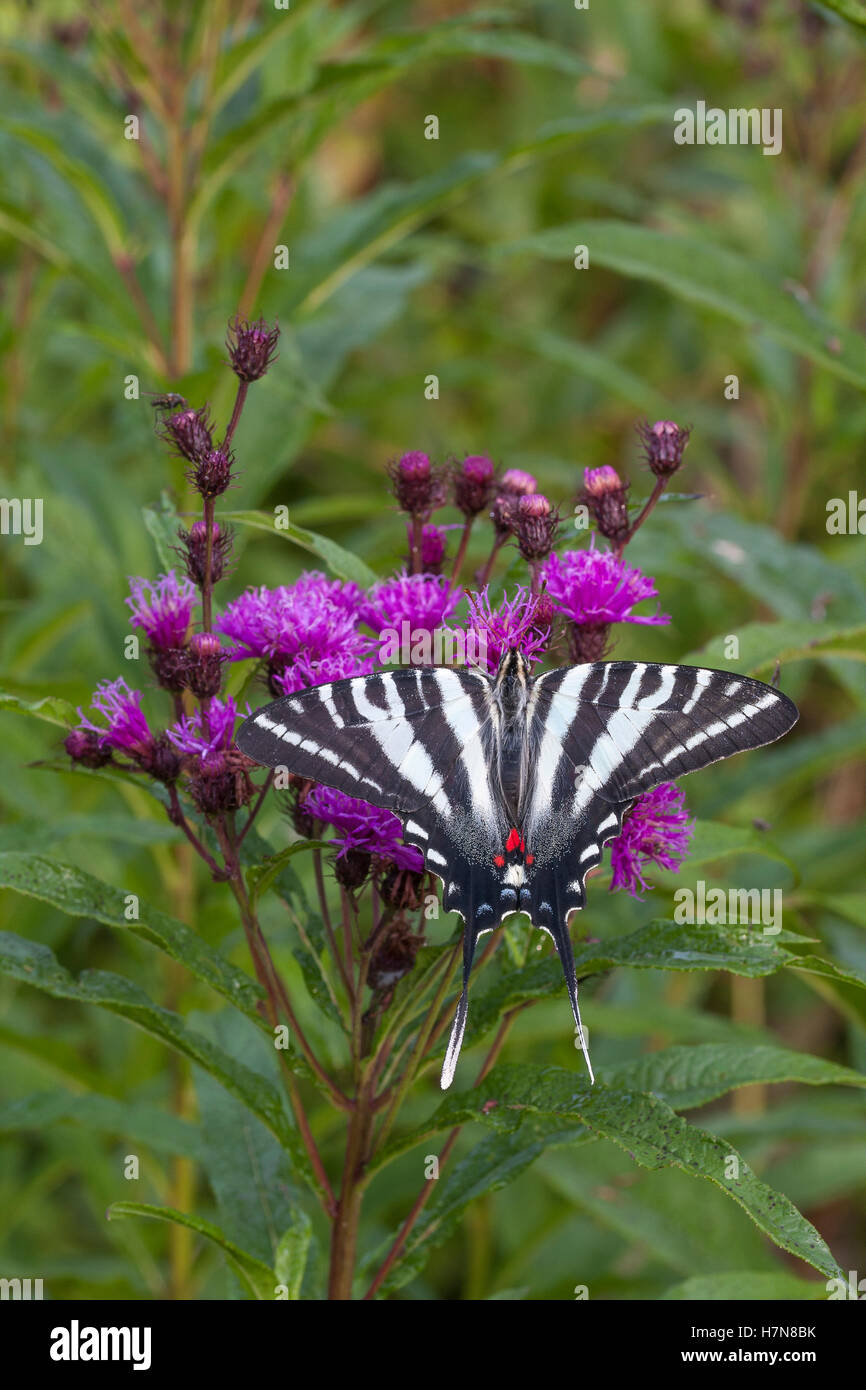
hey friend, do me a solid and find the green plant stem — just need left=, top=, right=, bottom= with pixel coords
left=363, top=1007, right=523, bottom=1299
left=450, top=517, right=474, bottom=582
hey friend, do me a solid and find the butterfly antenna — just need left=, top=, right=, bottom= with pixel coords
left=441, top=922, right=481, bottom=1090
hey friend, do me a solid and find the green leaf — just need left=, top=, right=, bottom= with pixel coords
left=466, top=920, right=791, bottom=1045
left=0, top=120, right=128, bottom=258
left=372, top=1115, right=593, bottom=1294
left=219, top=510, right=377, bottom=586
left=500, top=219, right=866, bottom=388
left=661, top=1271, right=827, bottom=1300
left=606, top=1043, right=866, bottom=1110
left=405, top=1064, right=842, bottom=1278
left=0, top=932, right=302, bottom=1166
left=0, top=1089, right=203, bottom=1160
left=815, top=0, right=866, bottom=32
left=680, top=620, right=866, bottom=678
left=143, top=491, right=184, bottom=573
left=274, top=1211, right=313, bottom=1299
left=678, top=819, right=794, bottom=873
left=192, top=1011, right=310, bottom=1270
left=107, top=1202, right=275, bottom=1300
left=0, top=853, right=266, bottom=1032
left=246, top=839, right=331, bottom=906
left=0, top=689, right=77, bottom=729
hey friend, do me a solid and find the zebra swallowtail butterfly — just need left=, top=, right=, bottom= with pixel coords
left=236, top=655, right=798, bottom=1089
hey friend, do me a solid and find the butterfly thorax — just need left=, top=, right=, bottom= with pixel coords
left=493, top=650, right=532, bottom=823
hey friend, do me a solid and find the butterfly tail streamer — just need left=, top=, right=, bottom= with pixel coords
left=549, top=911, right=595, bottom=1085
left=440, top=922, right=483, bottom=1090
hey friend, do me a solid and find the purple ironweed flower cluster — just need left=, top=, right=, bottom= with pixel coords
left=65, top=307, right=692, bottom=909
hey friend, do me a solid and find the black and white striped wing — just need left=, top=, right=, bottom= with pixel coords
left=523, top=660, right=799, bottom=922
left=236, top=666, right=508, bottom=904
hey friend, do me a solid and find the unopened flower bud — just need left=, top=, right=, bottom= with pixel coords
left=638, top=420, right=691, bottom=479
left=334, top=849, right=372, bottom=890
left=388, top=451, right=447, bottom=518
left=64, top=728, right=112, bottom=768
left=491, top=469, right=537, bottom=535
left=150, top=647, right=191, bottom=694
left=186, top=632, right=226, bottom=699
left=190, top=447, right=234, bottom=500
left=454, top=454, right=495, bottom=517
left=515, top=494, right=558, bottom=562
left=159, top=406, right=213, bottom=463
left=175, top=521, right=233, bottom=586
left=226, top=315, right=280, bottom=382
left=368, top=917, right=424, bottom=990
left=580, top=465, right=631, bottom=543
left=140, top=733, right=182, bottom=784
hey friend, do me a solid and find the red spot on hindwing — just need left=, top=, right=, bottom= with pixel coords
left=505, top=827, right=521, bottom=852
left=526, top=853, right=534, bottom=865
left=493, top=854, right=505, bottom=867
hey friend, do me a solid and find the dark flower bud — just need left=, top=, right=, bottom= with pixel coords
left=186, top=632, right=226, bottom=699
left=64, top=727, right=112, bottom=768
left=150, top=646, right=191, bottom=694
left=367, top=917, right=424, bottom=990
left=140, top=733, right=182, bottom=784
left=334, top=849, right=372, bottom=890
left=569, top=622, right=611, bottom=665
left=579, top=465, right=631, bottom=543
left=284, top=778, right=316, bottom=837
left=491, top=468, right=537, bottom=535
left=388, top=451, right=447, bottom=518
left=454, top=454, right=495, bottom=518
left=533, top=592, right=556, bottom=630
left=175, top=521, right=233, bottom=587
left=226, top=315, right=280, bottom=382
left=378, top=864, right=430, bottom=912
left=189, top=750, right=254, bottom=815
left=637, top=420, right=691, bottom=479
left=159, top=406, right=213, bottom=463
left=190, top=447, right=234, bottom=500
left=515, top=494, right=559, bottom=562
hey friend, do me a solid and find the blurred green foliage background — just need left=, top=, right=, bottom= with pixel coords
left=2, top=0, right=866, bottom=1300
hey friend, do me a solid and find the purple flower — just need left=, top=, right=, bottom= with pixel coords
left=272, top=650, right=375, bottom=697
left=609, top=782, right=694, bottom=898
left=464, top=586, right=550, bottom=673
left=542, top=540, right=669, bottom=628
left=359, top=574, right=462, bottom=640
left=168, top=696, right=241, bottom=768
left=126, top=571, right=197, bottom=651
left=302, top=785, right=424, bottom=872
left=218, top=574, right=366, bottom=666
left=77, top=678, right=154, bottom=756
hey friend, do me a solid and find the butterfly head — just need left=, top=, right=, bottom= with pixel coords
left=494, top=647, right=531, bottom=722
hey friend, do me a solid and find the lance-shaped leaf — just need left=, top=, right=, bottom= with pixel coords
left=0, top=932, right=310, bottom=1179
left=394, top=1064, right=841, bottom=1279
left=108, top=1203, right=275, bottom=1301
left=604, top=1043, right=866, bottom=1111
left=274, top=1211, right=314, bottom=1300
left=465, top=920, right=792, bottom=1045
left=0, top=1090, right=203, bottom=1160
left=499, top=219, right=866, bottom=389
left=219, top=510, right=377, bottom=586
left=0, top=852, right=267, bottom=1033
